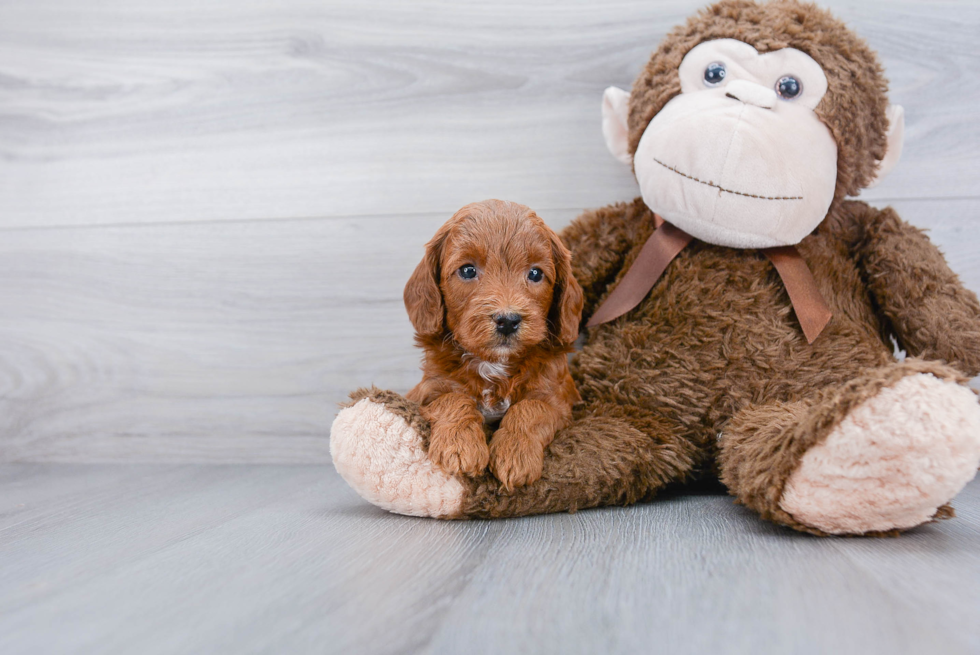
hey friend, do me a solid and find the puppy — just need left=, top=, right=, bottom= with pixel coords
left=404, top=199, right=584, bottom=490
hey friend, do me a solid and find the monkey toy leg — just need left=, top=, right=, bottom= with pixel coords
left=330, top=388, right=698, bottom=518
left=718, top=359, right=980, bottom=536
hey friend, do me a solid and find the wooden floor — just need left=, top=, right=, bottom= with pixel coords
left=2, top=1, right=980, bottom=653
left=1, top=465, right=978, bottom=655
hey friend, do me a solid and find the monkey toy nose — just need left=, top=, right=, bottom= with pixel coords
left=493, top=313, right=522, bottom=336
left=724, top=79, right=777, bottom=109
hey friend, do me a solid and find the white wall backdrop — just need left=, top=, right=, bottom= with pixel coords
left=1, top=0, right=978, bottom=462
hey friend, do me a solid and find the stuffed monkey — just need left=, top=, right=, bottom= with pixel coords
left=330, top=0, right=980, bottom=535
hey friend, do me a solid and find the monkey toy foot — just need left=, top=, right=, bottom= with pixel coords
left=779, top=373, right=980, bottom=534
left=330, top=389, right=465, bottom=518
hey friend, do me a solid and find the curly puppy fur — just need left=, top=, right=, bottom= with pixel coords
left=402, top=200, right=583, bottom=490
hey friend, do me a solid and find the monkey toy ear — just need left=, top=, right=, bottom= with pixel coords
left=866, top=104, right=905, bottom=188
left=602, top=86, right=633, bottom=166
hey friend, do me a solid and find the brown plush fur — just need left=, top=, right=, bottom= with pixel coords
left=718, top=359, right=972, bottom=536
left=402, top=200, right=583, bottom=490
left=361, top=196, right=980, bottom=526
left=346, top=0, right=980, bottom=533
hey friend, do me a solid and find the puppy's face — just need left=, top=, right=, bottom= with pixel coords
left=404, top=200, right=583, bottom=361
left=440, top=212, right=555, bottom=360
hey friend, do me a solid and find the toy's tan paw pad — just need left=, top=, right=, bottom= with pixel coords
left=330, top=399, right=465, bottom=518
left=780, top=374, right=980, bottom=534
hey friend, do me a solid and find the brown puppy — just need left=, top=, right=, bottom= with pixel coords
left=404, top=199, right=583, bottom=490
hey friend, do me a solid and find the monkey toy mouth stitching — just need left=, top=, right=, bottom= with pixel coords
left=652, top=157, right=804, bottom=201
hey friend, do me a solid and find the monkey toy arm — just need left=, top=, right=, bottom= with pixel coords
left=852, top=202, right=980, bottom=376
left=560, top=197, right=653, bottom=322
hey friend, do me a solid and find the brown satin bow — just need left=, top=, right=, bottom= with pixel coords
left=586, top=214, right=833, bottom=344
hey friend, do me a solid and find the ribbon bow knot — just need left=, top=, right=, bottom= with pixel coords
left=586, top=214, right=832, bottom=344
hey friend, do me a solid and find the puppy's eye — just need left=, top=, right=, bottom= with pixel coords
left=458, top=264, right=477, bottom=280
left=527, top=267, right=544, bottom=283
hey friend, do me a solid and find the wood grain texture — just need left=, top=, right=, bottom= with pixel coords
left=0, top=198, right=975, bottom=463
left=0, top=200, right=977, bottom=462
left=0, top=0, right=978, bottom=229
left=0, top=464, right=978, bottom=655
left=0, top=0, right=979, bottom=463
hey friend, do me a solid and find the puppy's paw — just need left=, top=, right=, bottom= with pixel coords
left=489, top=428, right=545, bottom=491
left=429, top=420, right=490, bottom=477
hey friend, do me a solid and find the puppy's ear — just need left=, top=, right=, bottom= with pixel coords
left=404, top=230, right=448, bottom=337
left=547, top=230, right=584, bottom=345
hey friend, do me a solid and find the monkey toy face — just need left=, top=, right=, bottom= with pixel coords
left=603, top=25, right=905, bottom=249
left=636, top=39, right=836, bottom=248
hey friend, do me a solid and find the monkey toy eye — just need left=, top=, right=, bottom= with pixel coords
left=703, top=62, right=727, bottom=86
left=527, top=267, right=544, bottom=283
left=776, top=75, right=803, bottom=100
left=458, top=264, right=477, bottom=280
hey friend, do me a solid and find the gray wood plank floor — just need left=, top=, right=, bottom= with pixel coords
left=1, top=464, right=978, bottom=655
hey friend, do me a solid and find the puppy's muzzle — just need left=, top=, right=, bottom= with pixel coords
left=493, top=312, right=522, bottom=336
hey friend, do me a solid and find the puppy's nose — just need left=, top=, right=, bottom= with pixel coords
left=493, top=313, right=522, bottom=336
